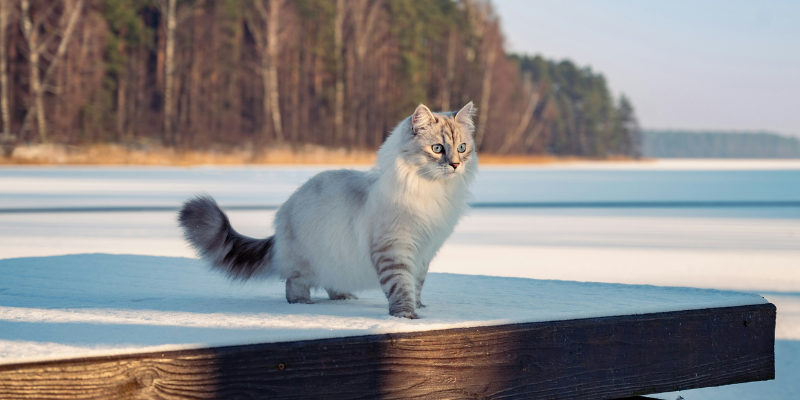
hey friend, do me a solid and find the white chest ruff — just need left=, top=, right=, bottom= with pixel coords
left=373, top=176, right=467, bottom=272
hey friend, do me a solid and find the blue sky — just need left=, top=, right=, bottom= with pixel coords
left=493, top=0, right=800, bottom=135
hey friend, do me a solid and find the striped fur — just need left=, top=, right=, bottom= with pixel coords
left=178, top=102, right=477, bottom=318
left=178, top=196, right=274, bottom=280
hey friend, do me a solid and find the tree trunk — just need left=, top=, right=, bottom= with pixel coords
left=290, top=47, right=299, bottom=143
left=33, top=63, right=46, bottom=142
left=475, top=42, right=496, bottom=150
left=351, top=0, right=380, bottom=148
left=0, top=0, right=12, bottom=155
left=260, top=56, right=270, bottom=147
left=164, top=0, right=176, bottom=146
left=333, top=0, right=344, bottom=145
left=117, top=75, right=126, bottom=141
left=188, top=5, right=202, bottom=146
left=267, top=0, right=283, bottom=143
left=249, top=0, right=283, bottom=147
left=19, top=0, right=84, bottom=144
left=499, top=79, right=540, bottom=154
left=523, top=102, right=551, bottom=152
left=440, top=28, right=457, bottom=111
left=21, top=0, right=46, bottom=142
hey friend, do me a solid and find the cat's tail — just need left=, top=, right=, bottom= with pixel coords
left=178, top=195, right=274, bottom=280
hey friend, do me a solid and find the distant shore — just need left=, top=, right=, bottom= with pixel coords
left=2, top=143, right=800, bottom=169
left=0, top=143, right=638, bottom=166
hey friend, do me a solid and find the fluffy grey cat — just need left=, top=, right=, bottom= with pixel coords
left=178, top=102, right=477, bottom=319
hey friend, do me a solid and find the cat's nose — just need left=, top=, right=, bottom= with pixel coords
left=450, top=163, right=460, bottom=170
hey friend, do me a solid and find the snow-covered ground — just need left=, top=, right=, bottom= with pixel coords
left=1, top=162, right=798, bottom=399
left=0, top=253, right=766, bottom=363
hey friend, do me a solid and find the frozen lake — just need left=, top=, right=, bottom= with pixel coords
left=1, top=160, right=799, bottom=399
left=2, top=160, right=800, bottom=213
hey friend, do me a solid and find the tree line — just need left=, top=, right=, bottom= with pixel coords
left=0, top=0, right=641, bottom=158
left=643, top=130, right=800, bottom=159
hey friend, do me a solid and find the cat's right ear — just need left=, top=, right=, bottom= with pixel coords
left=455, top=101, right=476, bottom=133
left=411, top=104, right=434, bottom=135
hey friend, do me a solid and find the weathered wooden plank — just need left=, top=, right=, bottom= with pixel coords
left=0, top=303, right=774, bottom=400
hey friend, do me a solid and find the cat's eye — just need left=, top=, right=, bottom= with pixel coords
left=458, top=143, right=466, bottom=153
left=431, top=144, right=444, bottom=154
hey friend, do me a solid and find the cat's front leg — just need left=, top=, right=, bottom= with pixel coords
left=381, top=268, right=418, bottom=318
left=373, top=251, right=418, bottom=318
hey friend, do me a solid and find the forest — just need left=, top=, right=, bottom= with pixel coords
left=0, top=0, right=641, bottom=159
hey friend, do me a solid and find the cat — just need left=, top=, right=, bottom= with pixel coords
left=178, top=102, right=477, bottom=319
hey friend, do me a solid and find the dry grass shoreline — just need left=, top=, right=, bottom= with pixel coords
left=0, top=143, right=637, bottom=166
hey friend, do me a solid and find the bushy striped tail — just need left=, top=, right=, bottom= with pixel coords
left=178, top=195, right=274, bottom=280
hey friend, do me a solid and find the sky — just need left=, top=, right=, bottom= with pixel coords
left=492, top=0, right=800, bottom=136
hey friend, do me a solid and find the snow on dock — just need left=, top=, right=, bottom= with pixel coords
left=0, top=253, right=766, bottom=364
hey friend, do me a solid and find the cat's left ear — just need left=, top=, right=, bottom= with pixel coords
left=412, top=104, right=434, bottom=135
left=455, top=101, right=476, bottom=133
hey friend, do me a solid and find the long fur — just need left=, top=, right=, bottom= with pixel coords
left=178, top=102, right=478, bottom=318
left=178, top=196, right=274, bottom=280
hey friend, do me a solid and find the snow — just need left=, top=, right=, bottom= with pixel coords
left=0, top=253, right=766, bottom=365
left=0, top=164, right=798, bottom=398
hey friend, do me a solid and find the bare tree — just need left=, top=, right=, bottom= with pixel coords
left=333, top=0, right=344, bottom=144
left=162, top=0, right=176, bottom=145
left=20, top=0, right=44, bottom=142
left=349, top=0, right=381, bottom=146
left=474, top=39, right=495, bottom=150
left=522, top=109, right=550, bottom=152
left=247, top=0, right=284, bottom=145
left=498, top=79, right=542, bottom=154
left=466, top=0, right=500, bottom=150
left=266, top=0, right=283, bottom=143
left=0, top=0, right=12, bottom=156
left=19, top=0, right=84, bottom=144
left=440, top=28, right=458, bottom=112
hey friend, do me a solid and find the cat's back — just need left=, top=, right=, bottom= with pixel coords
left=293, top=168, right=373, bottom=209
left=275, top=168, right=376, bottom=231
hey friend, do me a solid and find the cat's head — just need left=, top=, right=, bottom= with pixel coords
left=380, top=102, right=477, bottom=181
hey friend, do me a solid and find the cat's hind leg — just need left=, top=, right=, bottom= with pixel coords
left=415, top=277, right=426, bottom=308
left=326, top=289, right=358, bottom=300
left=286, top=277, right=313, bottom=304
left=281, top=246, right=315, bottom=304
left=415, top=265, right=428, bottom=308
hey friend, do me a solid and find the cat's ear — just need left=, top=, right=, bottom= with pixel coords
left=411, top=104, right=434, bottom=135
left=455, top=101, right=476, bottom=133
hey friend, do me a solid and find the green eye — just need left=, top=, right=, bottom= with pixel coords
left=458, top=143, right=466, bottom=153
left=431, top=144, right=444, bottom=154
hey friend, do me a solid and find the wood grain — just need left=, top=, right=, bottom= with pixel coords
left=0, top=304, right=775, bottom=400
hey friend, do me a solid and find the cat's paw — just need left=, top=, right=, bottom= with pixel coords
left=391, top=310, right=419, bottom=319
left=287, top=298, right=314, bottom=304
left=416, top=302, right=426, bottom=308
left=327, top=290, right=358, bottom=300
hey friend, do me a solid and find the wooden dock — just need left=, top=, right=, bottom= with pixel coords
left=0, top=303, right=775, bottom=400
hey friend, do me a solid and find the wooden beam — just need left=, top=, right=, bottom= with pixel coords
left=0, top=304, right=775, bottom=400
